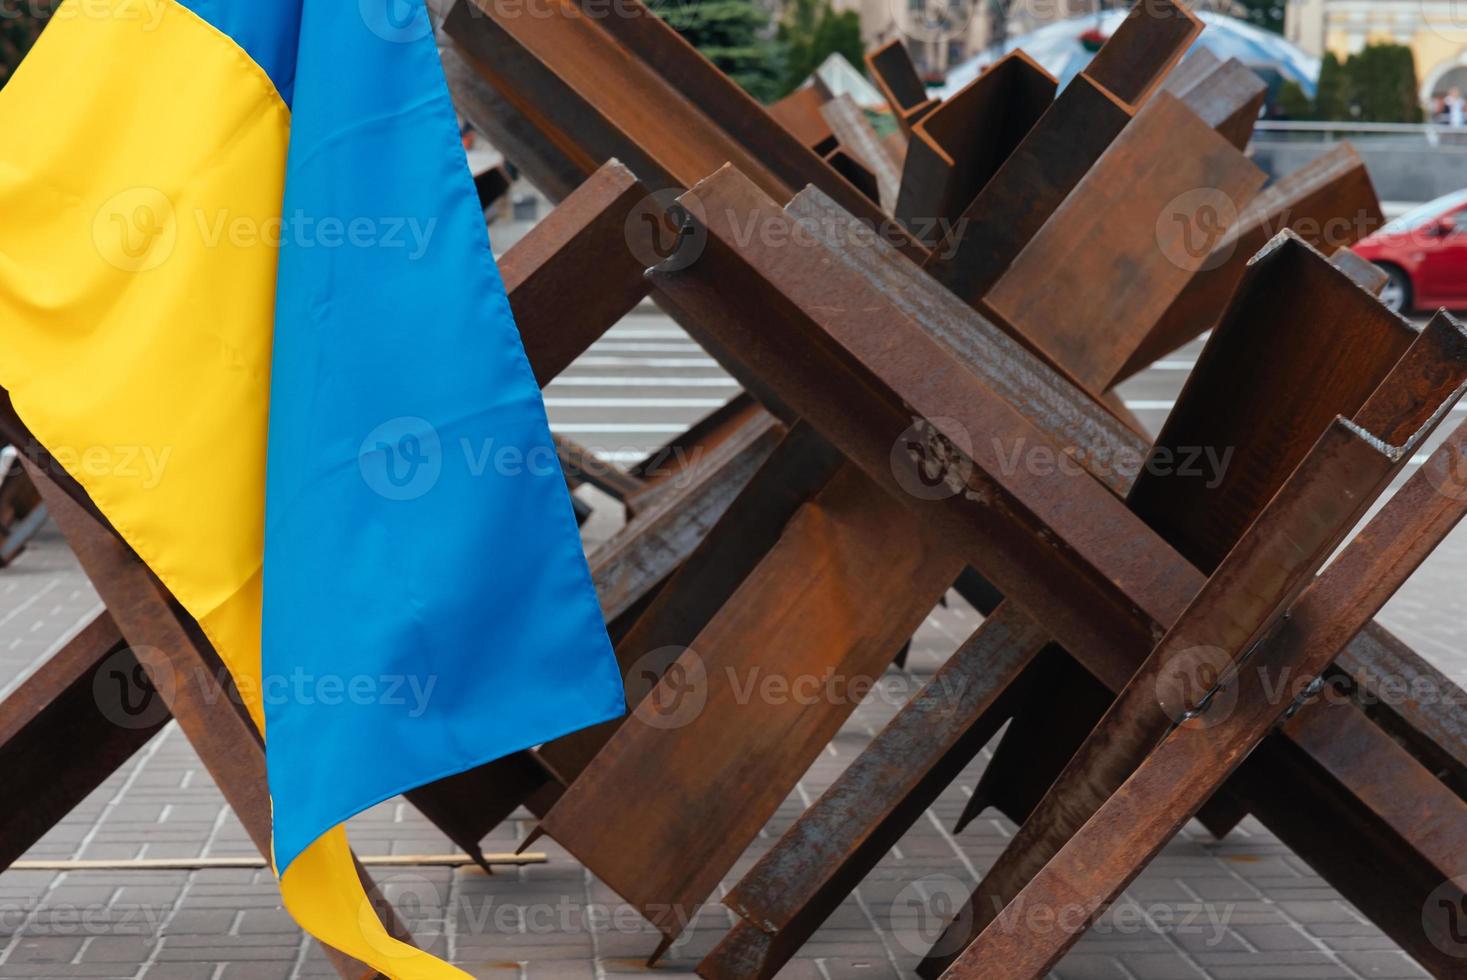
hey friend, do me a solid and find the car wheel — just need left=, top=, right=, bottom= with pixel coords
left=1375, top=264, right=1411, bottom=314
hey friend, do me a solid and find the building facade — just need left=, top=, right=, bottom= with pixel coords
left=1285, top=0, right=1467, bottom=100
left=835, top=0, right=1093, bottom=78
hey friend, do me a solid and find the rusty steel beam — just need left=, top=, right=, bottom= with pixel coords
left=1165, top=56, right=1267, bottom=150
left=699, top=603, right=1051, bottom=980
left=781, top=186, right=1140, bottom=499
left=1355, top=310, right=1467, bottom=443
left=923, top=0, right=1201, bottom=307
left=864, top=39, right=936, bottom=135
left=982, top=93, right=1266, bottom=394
left=501, top=159, right=653, bottom=385
left=1081, top=0, right=1200, bottom=106
left=951, top=649, right=1111, bottom=833
left=942, top=412, right=1467, bottom=978
left=821, top=94, right=902, bottom=213
left=623, top=393, right=765, bottom=508
left=925, top=310, right=1467, bottom=974
left=1241, top=689, right=1467, bottom=975
left=768, top=85, right=836, bottom=154
left=1126, top=237, right=1417, bottom=570
left=1158, top=47, right=1221, bottom=96
left=444, top=0, right=895, bottom=238
left=823, top=147, right=880, bottom=205
left=2, top=426, right=415, bottom=979
left=586, top=404, right=782, bottom=630
left=924, top=9, right=1274, bottom=345
left=0, top=611, right=160, bottom=871
left=537, top=421, right=843, bottom=782
left=1331, top=243, right=1391, bottom=294
left=710, top=333, right=1451, bottom=980
left=555, top=434, right=647, bottom=504
left=894, top=51, right=1055, bottom=244
left=651, top=171, right=1467, bottom=973
left=940, top=417, right=1426, bottom=974
left=0, top=453, right=43, bottom=567
left=1116, top=144, right=1383, bottom=381
left=402, top=752, right=559, bottom=874
left=1333, top=621, right=1467, bottom=798
left=537, top=464, right=964, bottom=954
left=655, top=163, right=1200, bottom=684
left=925, top=72, right=1134, bottom=307
left=440, top=34, right=585, bottom=202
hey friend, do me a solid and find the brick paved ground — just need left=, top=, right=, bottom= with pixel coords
left=1, top=287, right=1463, bottom=979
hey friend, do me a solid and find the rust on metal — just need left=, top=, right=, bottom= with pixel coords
left=700, top=603, right=1051, bottom=980
left=864, top=39, right=937, bottom=135
left=894, top=51, right=1055, bottom=243
left=820, top=94, right=902, bottom=212
left=982, top=93, right=1267, bottom=394
left=1127, top=233, right=1417, bottom=570
left=768, top=85, right=836, bottom=154
left=0, top=611, right=157, bottom=871
left=942, top=410, right=1467, bottom=978
left=1081, top=0, right=1201, bottom=106
left=926, top=72, right=1134, bottom=306
left=951, top=650, right=1112, bottom=833
left=2, top=426, right=416, bottom=979
left=537, top=422, right=843, bottom=782
left=444, top=0, right=896, bottom=232
left=1118, top=143, right=1383, bottom=380
left=0, top=454, right=43, bottom=566
left=537, top=464, right=964, bottom=950
left=1168, top=56, right=1267, bottom=149
left=500, top=159, right=653, bottom=385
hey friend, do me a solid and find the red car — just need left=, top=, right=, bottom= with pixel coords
left=1352, top=189, right=1467, bottom=314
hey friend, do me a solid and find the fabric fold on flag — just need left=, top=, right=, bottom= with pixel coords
left=0, top=0, right=625, bottom=975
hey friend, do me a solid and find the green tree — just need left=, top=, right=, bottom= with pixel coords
left=1, top=2, right=51, bottom=89
left=1346, top=42, right=1422, bottom=122
left=652, top=0, right=785, bottom=103
left=778, top=0, right=863, bottom=96
left=1313, top=51, right=1349, bottom=120
left=1274, top=79, right=1312, bottom=119
left=1306, top=43, right=1422, bottom=122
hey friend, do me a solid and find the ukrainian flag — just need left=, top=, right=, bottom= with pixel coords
left=0, top=0, right=625, bottom=974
